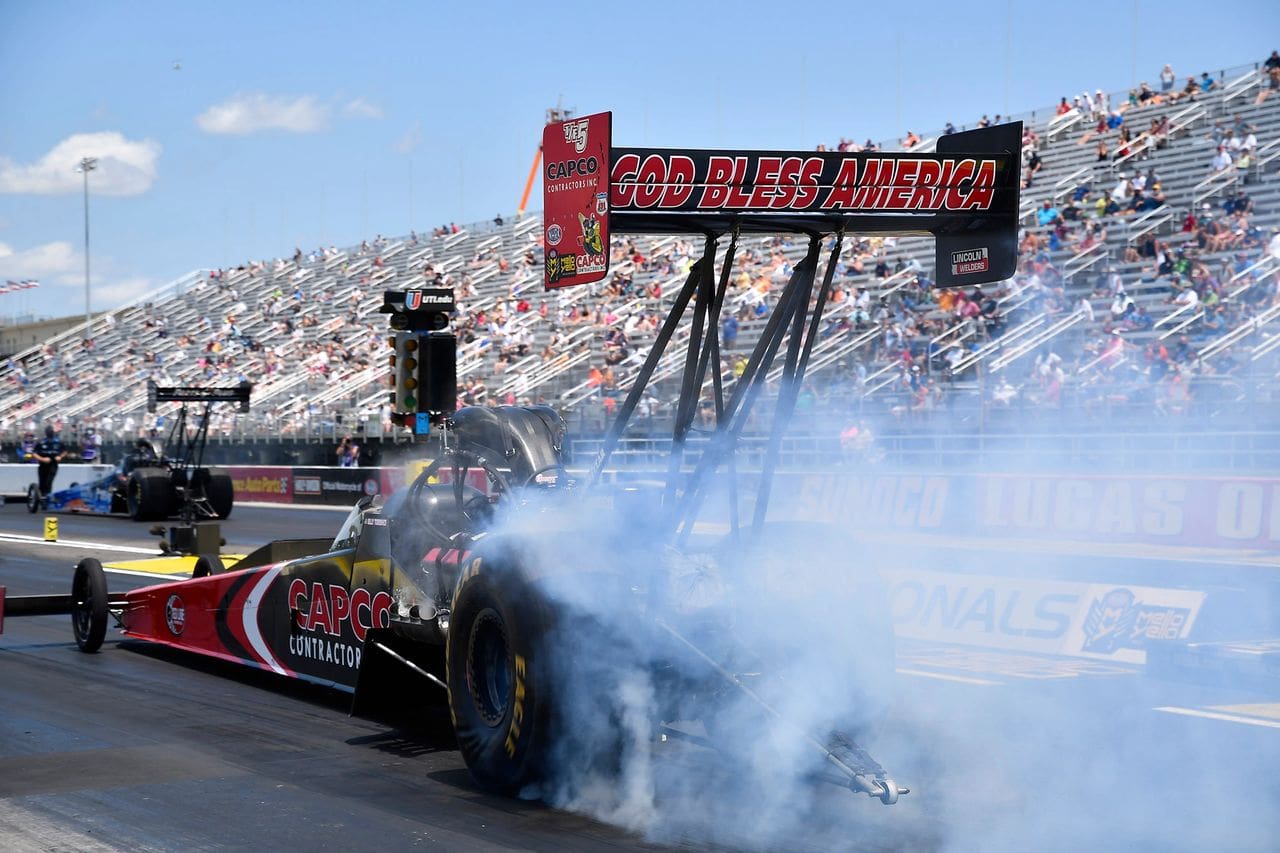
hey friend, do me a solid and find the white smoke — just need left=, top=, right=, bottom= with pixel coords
left=465, top=400, right=1280, bottom=853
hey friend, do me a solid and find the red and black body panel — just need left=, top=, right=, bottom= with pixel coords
left=117, top=551, right=395, bottom=692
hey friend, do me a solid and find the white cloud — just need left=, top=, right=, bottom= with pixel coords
left=392, top=122, right=422, bottom=154
left=0, top=241, right=79, bottom=280
left=196, top=93, right=330, bottom=135
left=91, top=275, right=153, bottom=305
left=0, top=133, right=162, bottom=196
left=0, top=241, right=153, bottom=313
left=342, top=97, right=383, bottom=120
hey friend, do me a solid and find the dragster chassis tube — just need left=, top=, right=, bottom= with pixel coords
left=655, top=617, right=907, bottom=804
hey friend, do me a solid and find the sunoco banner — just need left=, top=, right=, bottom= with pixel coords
left=775, top=472, right=1280, bottom=551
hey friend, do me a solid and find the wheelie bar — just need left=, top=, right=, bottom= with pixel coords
left=654, top=618, right=909, bottom=805
left=0, top=588, right=128, bottom=632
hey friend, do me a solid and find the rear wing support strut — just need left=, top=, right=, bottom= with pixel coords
left=751, top=231, right=844, bottom=531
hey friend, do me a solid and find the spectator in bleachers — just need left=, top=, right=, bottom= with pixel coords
left=1200, top=71, right=1218, bottom=92
left=1024, top=149, right=1043, bottom=188
left=1036, top=200, right=1060, bottom=227
left=1114, top=127, right=1135, bottom=160
left=1170, top=74, right=1201, bottom=101
left=721, top=312, right=739, bottom=351
left=1160, top=64, right=1177, bottom=92
left=1240, top=127, right=1258, bottom=154
left=1258, top=65, right=1280, bottom=104
left=1209, top=145, right=1233, bottom=174
left=1224, top=188, right=1253, bottom=216
left=1207, top=120, right=1227, bottom=148
left=1110, top=172, right=1131, bottom=205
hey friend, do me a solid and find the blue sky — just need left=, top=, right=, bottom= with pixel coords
left=0, top=0, right=1275, bottom=321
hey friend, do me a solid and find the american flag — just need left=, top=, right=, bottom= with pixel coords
left=0, top=280, right=40, bottom=294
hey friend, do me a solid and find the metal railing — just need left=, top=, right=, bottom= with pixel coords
left=988, top=312, right=1084, bottom=372
left=1199, top=302, right=1280, bottom=362
left=1192, top=167, right=1239, bottom=206
left=1046, top=108, right=1084, bottom=142
left=1051, top=166, right=1092, bottom=203
left=1221, top=68, right=1261, bottom=107
left=1126, top=209, right=1173, bottom=244
left=1064, top=242, right=1109, bottom=277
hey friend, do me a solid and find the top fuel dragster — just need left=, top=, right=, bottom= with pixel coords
left=0, top=112, right=1021, bottom=807
left=24, top=383, right=247, bottom=521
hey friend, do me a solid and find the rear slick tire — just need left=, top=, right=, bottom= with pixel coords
left=127, top=470, right=171, bottom=521
left=446, top=553, right=556, bottom=795
left=207, top=472, right=234, bottom=519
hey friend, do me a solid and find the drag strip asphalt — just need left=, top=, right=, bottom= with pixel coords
left=3, top=502, right=1279, bottom=850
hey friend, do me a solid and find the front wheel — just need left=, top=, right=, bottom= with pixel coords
left=26, top=483, right=40, bottom=513
left=191, top=553, right=225, bottom=578
left=71, top=557, right=109, bottom=652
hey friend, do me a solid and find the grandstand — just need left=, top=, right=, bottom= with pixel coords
left=2, top=57, right=1279, bottom=461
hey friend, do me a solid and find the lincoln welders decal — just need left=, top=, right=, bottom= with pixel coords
left=951, top=247, right=989, bottom=275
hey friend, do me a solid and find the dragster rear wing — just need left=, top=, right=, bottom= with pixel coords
left=542, top=112, right=1021, bottom=290
left=147, top=381, right=252, bottom=413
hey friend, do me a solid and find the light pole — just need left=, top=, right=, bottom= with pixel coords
left=78, top=156, right=97, bottom=339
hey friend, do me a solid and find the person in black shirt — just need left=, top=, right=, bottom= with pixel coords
left=33, top=426, right=67, bottom=498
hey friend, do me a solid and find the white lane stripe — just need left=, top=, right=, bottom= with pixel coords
left=242, top=567, right=287, bottom=675
left=0, top=532, right=159, bottom=555
left=896, top=667, right=1002, bottom=686
left=235, top=501, right=351, bottom=513
left=1154, top=706, right=1280, bottom=730
left=104, top=567, right=188, bottom=581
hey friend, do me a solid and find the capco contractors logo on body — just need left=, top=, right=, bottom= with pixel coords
left=609, top=151, right=1004, bottom=214
left=165, top=594, right=185, bottom=636
left=951, top=247, right=989, bottom=276
left=286, top=580, right=394, bottom=670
